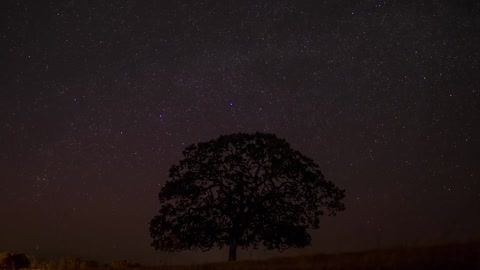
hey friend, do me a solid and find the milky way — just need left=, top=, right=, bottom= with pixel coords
left=1, top=0, right=479, bottom=264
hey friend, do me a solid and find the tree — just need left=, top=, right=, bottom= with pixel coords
left=0, top=253, right=30, bottom=270
left=149, top=132, right=346, bottom=261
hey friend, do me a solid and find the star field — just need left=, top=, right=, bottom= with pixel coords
left=1, top=0, right=479, bottom=265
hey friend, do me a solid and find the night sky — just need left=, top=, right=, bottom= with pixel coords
left=1, top=0, right=479, bottom=265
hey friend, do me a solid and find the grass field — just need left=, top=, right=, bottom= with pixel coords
left=147, top=241, right=480, bottom=270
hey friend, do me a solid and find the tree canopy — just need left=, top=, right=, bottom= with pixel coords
left=150, top=132, right=345, bottom=261
left=0, top=253, right=30, bottom=270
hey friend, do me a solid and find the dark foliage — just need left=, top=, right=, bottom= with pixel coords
left=150, top=132, right=345, bottom=261
left=0, top=253, right=30, bottom=270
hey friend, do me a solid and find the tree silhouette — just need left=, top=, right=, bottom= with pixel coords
left=0, top=253, right=30, bottom=270
left=150, top=132, right=346, bottom=261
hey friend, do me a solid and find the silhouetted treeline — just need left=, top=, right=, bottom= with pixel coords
left=29, top=257, right=99, bottom=270
left=31, top=258, right=141, bottom=270
left=0, top=252, right=30, bottom=270
left=1, top=252, right=141, bottom=270
left=110, top=260, right=141, bottom=269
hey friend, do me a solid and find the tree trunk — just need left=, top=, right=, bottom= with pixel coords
left=228, top=239, right=237, bottom=261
